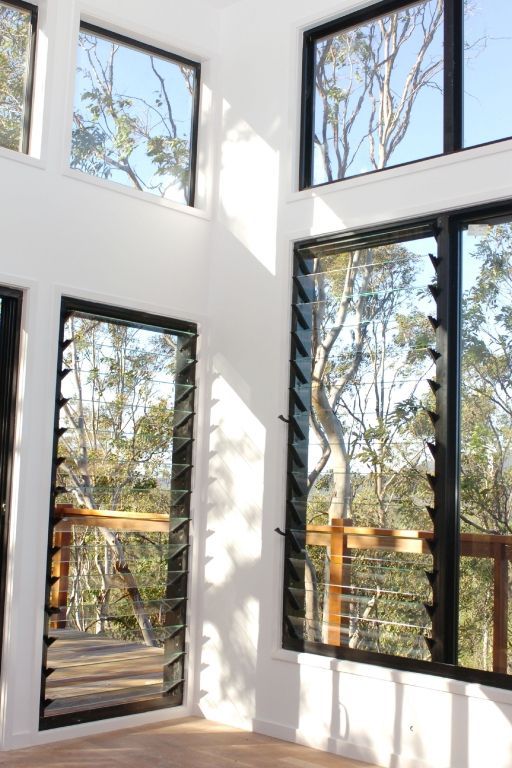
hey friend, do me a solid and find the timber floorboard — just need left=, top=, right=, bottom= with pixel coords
left=0, top=717, right=378, bottom=767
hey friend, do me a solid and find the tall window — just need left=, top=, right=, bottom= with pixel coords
left=41, top=299, right=197, bottom=728
left=0, top=0, right=37, bottom=153
left=0, top=288, right=22, bottom=668
left=71, top=23, right=200, bottom=206
left=282, top=202, right=512, bottom=688
left=300, top=0, right=512, bottom=188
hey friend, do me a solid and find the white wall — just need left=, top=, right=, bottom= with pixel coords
left=199, top=1, right=512, bottom=767
left=0, top=0, right=219, bottom=748
left=2, top=0, right=512, bottom=765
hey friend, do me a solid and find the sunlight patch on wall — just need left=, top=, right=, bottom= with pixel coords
left=219, top=100, right=279, bottom=275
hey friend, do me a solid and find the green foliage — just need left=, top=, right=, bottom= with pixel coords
left=71, top=32, right=195, bottom=200
left=315, top=0, right=443, bottom=180
left=58, top=317, right=180, bottom=645
left=0, top=5, right=31, bottom=151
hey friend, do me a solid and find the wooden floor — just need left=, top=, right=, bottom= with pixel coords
left=0, top=718, right=378, bottom=767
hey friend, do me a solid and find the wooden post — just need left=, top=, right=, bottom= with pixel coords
left=493, top=542, right=509, bottom=674
left=327, top=519, right=346, bottom=646
left=50, top=527, right=72, bottom=630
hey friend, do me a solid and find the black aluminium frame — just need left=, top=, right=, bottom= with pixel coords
left=299, top=0, right=508, bottom=190
left=0, top=288, right=22, bottom=676
left=1, top=0, right=38, bottom=154
left=78, top=22, right=201, bottom=208
left=40, top=297, right=198, bottom=729
left=282, top=198, right=512, bottom=691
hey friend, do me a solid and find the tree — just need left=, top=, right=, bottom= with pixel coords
left=71, top=30, right=196, bottom=201
left=306, top=240, right=437, bottom=650
left=458, top=223, right=512, bottom=671
left=0, top=4, right=32, bottom=151
left=314, top=0, right=443, bottom=181
left=57, top=316, right=178, bottom=647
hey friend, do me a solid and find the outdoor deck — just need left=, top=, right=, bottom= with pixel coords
left=46, top=630, right=165, bottom=716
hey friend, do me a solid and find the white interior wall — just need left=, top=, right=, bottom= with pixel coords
left=1, top=0, right=512, bottom=765
left=0, top=0, right=219, bottom=748
left=200, top=1, right=512, bottom=767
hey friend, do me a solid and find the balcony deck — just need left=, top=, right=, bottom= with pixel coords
left=45, top=629, right=164, bottom=717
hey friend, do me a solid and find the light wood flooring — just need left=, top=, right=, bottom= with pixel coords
left=0, top=717, right=378, bottom=767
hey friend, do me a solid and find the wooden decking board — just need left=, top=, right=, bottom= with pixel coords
left=45, top=683, right=166, bottom=715
left=44, top=630, right=171, bottom=716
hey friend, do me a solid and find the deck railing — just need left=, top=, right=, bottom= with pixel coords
left=52, top=506, right=510, bottom=672
left=51, top=504, right=171, bottom=629
left=307, top=520, right=511, bottom=673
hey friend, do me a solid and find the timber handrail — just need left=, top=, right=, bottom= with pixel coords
left=50, top=504, right=172, bottom=630
left=306, top=520, right=510, bottom=673
left=53, top=504, right=170, bottom=533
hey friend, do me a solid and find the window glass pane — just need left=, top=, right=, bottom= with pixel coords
left=42, top=308, right=196, bottom=723
left=460, top=218, right=512, bottom=675
left=71, top=27, right=198, bottom=205
left=0, top=288, right=22, bottom=674
left=0, top=2, right=33, bottom=152
left=312, top=0, right=443, bottom=184
left=464, top=0, right=512, bottom=147
left=298, top=235, right=438, bottom=658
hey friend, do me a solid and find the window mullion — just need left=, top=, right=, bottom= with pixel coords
left=443, top=0, right=464, bottom=152
left=431, top=214, right=461, bottom=664
left=299, top=33, right=315, bottom=191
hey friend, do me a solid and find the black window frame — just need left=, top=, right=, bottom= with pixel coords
left=0, top=287, right=22, bottom=673
left=282, top=198, right=512, bottom=691
left=300, top=0, right=510, bottom=190
left=40, top=296, right=198, bottom=729
left=0, top=0, right=38, bottom=154
left=73, top=21, right=201, bottom=207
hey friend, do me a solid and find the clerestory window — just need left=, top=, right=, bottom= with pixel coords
left=41, top=298, right=197, bottom=728
left=71, top=23, right=200, bottom=206
left=0, top=0, right=37, bottom=154
left=282, top=201, right=512, bottom=688
left=300, top=0, right=512, bottom=188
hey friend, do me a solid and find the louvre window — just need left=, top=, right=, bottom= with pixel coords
left=0, top=287, right=22, bottom=667
left=41, top=299, right=197, bottom=728
left=282, top=202, right=512, bottom=688
left=300, top=0, right=512, bottom=188
left=71, top=23, right=200, bottom=206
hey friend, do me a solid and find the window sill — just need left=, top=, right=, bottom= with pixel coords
left=272, top=648, right=512, bottom=707
left=62, top=167, right=211, bottom=220
left=287, top=138, right=512, bottom=206
left=0, top=145, right=45, bottom=171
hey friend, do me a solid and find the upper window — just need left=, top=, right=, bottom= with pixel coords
left=0, top=0, right=37, bottom=154
left=300, top=0, right=512, bottom=188
left=71, top=23, right=200, bottom=206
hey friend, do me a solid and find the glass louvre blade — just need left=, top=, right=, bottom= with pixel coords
left=42, top=302, right=196, bottom=727
left=44, top=680, right=185, bottom=715
left=285, top=231, right=438, bottom=660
